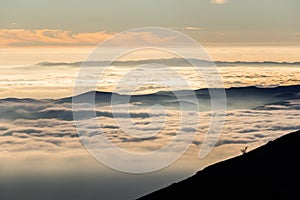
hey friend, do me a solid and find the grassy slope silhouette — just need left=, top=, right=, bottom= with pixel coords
left=139, top=130, right=300, bottom=199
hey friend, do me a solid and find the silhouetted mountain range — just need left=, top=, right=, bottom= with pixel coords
left=38, top=58, right=300, bottom=67
left=139, top=130, right=300, bottom=199
left=67, top=85, right=300, bottom=111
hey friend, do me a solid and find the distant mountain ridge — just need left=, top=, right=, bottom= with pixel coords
left=66, top=84, right=300, bottom=99
left=37, top=58, right=300, bottom=67
left=65, top=85, right=300, bottom=110
left=139, top=130, right=300, bottom=199
left=2, top=85, right=299, bottom=112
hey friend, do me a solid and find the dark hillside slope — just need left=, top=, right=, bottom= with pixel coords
left=139, top=130, right=300, bottom=199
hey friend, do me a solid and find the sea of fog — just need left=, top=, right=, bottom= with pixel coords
left=0, top=58, right=300, bottom=98
left=0, top=59, right=299, bottom=199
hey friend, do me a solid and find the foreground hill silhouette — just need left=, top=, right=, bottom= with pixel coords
left=139, top=130, right=300, bottom=199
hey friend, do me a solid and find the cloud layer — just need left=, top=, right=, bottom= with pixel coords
left=0, top=94, right=299, bottom=158
left=0, top=29, right=112, bottom=47
left=0, top=29, right=177, bottom=47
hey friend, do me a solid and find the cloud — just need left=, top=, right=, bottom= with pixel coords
left=172, top=26, right=204, bottom=31
left=0, top=29, right=112, bottom=47
left=211, top=0, right=228, bottom=4
left=101, top=31, right=177, bottom=46
left=0, top=29, right=178, bottom=47
left=0, top=91, right=299, bottom=177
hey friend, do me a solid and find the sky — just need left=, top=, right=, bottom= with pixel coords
left=1, top=0, right=300, bottom=47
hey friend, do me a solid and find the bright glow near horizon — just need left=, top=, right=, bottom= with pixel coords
left=1, top=46, right=300, bottom=66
